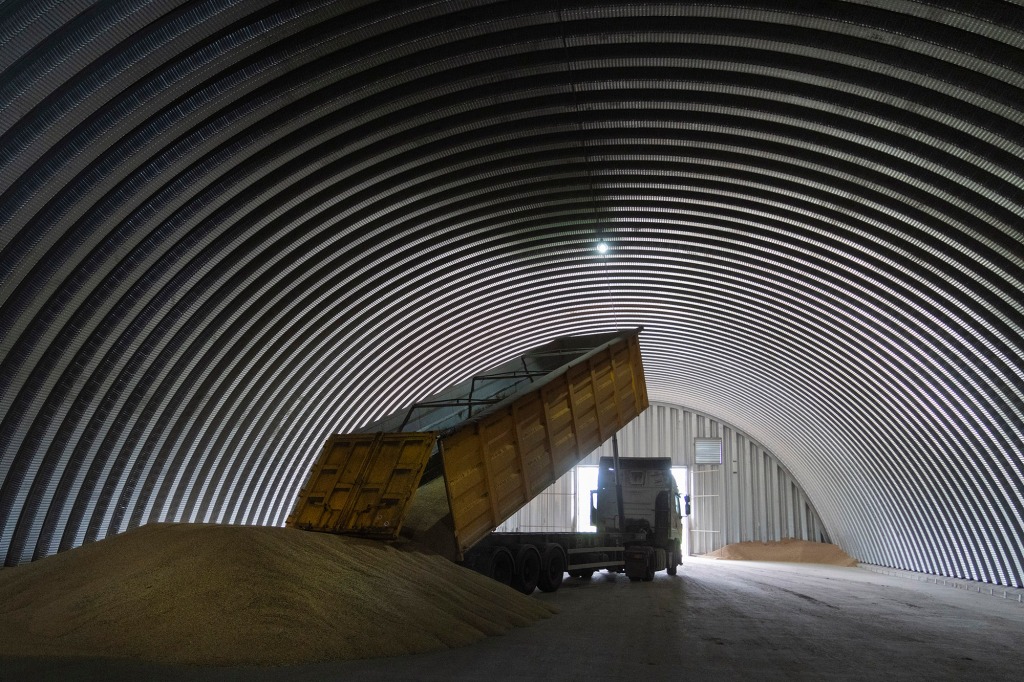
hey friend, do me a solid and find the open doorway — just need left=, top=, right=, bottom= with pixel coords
left=574, top=465, right=599, bottom=532
left=673, top=466, right=689, bottom=557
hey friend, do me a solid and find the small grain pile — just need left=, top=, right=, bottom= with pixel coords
left=0, top=523, right=555, bottom=666
left=706, top=538, right=858, bottom=566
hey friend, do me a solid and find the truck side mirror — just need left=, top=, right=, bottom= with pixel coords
left=684, top=494, right=691, bottom=517
left=590, top=490, right=598, bottom=526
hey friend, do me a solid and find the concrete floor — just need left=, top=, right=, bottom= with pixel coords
left=3, top=557, right=1023, bottom=681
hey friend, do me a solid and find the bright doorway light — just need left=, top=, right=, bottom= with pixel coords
left=575, top=465, right=599, bottom=532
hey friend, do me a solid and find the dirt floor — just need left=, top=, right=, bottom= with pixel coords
left=0, top=523, right=554, bottom=666
left=706, top=538, right=858, bottom=566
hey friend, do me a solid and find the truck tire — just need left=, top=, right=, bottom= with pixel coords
left=478, top=547, right=515, bottom=586
left=511, top=544, right=541, bottom=595
left=537, top=544, right=566, bottom=593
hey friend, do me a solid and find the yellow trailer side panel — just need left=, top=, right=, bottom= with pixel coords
left=286, top=329, right=648, bottom=556
left=286, top=432, right=435, bottom=539
left=441, top=333, right=648, bottom=555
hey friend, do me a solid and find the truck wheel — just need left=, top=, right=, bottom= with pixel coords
left=511, top=544, right=541, bottom=595
left=537, top=544, right=566, bottom=593
left=478, top=547, right=515, bottom=586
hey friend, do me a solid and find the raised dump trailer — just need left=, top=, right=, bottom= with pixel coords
left=287, top=328, right=680, bottom=592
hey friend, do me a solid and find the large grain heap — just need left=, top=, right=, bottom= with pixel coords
left=0, top=523, right=555, bottom=666
left=707, top=538, right=858, bottom=566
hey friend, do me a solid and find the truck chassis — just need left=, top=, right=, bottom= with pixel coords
left=465, top=529, right=679, bottom=594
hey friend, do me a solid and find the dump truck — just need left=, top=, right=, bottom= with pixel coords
left=286, top=328, right=683, bottom=593
left=464, top=453, right=684, bottom=593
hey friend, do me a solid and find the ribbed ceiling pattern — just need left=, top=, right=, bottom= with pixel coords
left=0, top=1, right=1021, bottom=586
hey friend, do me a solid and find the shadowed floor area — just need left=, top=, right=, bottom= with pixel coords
left=4, top=556, right=1022, bottom=681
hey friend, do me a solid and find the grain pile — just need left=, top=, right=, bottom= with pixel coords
left=706, top=538, right=858, bottom=566
left=0, top=523, right=555, bottom=666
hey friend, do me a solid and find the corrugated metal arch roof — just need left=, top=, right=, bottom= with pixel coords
left=0, top=0, right=1021, bottom=586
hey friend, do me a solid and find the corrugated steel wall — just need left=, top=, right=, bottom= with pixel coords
left=0, top=1, right=1021, bottom=588
left=497, top=402, right=828, bottom=554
